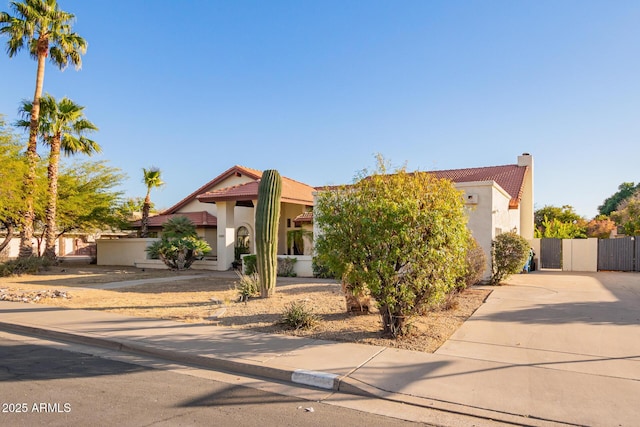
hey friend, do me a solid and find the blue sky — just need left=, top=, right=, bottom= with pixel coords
left=1, top=0, right=639, bottom=218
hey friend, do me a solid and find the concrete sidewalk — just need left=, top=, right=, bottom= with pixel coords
left=1, top=271, right=638, bottom=426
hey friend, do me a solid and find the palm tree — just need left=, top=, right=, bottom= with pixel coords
left=140, top=167, right=164, bottom=238
left=18, top=95, right=99, bottom=260
left=0, top=0, right=87, bottom=258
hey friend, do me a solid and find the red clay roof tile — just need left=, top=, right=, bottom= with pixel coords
left=196, top=175, right=314, bottom=205
left=131, top=211, right=217, bottom=228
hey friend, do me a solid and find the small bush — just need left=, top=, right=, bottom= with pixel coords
left=0, top=257, right=53, bottom=277
left=243, top=255, right=257, bottom=275
left=457, top=236, right=487, bottom=290
left=280, top=301, right=319, bottom=330
left=491, top=232, right=530, bottom=285
left=145, top=217, right=211, bottom=270
left=277, top=257, right=297, bottom=277
left=235, top=272, right=259, bottom=302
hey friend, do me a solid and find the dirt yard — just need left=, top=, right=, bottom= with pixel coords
left=0, top=264, right=491, bottom=353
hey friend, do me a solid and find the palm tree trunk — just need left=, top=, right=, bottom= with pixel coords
left=43, top=136, right=61, bottom=261
left=140, top=193, right=151, bottom=238
left=19, top=47, right=47, bottom=258
left=0, top=220, right=15, bottom=255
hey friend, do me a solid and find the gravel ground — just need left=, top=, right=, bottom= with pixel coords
left=0, top=264, right=491, bottom=353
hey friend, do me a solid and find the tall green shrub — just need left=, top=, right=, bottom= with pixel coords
left=315, top=157, right=471, bottom=337
left=255, top=170, right=282, bottom=297
left=490, top=232, right=530, bottom=285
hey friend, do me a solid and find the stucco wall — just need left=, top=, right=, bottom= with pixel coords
left=457, top=181, right=513, bottom=279
left=178, top=175, right=256, bottom=215
left=97, top=238, right=158, bottom=266
left=562, top=238, right=598, bottom=272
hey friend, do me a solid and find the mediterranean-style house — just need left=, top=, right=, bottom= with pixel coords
left=111, top=166, right=316, bottom=273
left=99, top=154, right=533, bottom=277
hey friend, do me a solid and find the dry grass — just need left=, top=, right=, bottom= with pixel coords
left=0, top=264, right=491, bottom=353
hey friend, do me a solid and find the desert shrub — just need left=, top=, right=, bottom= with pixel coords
left=457, top=236, right=487, bottom=290
left=277, top=257, right=297, bottom=277
left=0, top=257, right=52, bottom=277
left=315, top=157, right=471, bottom=337
left=243, top=255, right=257, bottom=275
left=146, top=216, right=211, bottom=270
left=235, top=272, right=259, bottom=302
left=280, top=301, right=319, bottom=330
left=491, top=232, right=530, bottom=285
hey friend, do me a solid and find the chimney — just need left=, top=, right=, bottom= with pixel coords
left=518, top=152, right=532, bottom=167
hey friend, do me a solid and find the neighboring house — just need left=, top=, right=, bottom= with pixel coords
left=131, top=165, right=315, bottom=271
left=128, top=154, right=533, bottom=276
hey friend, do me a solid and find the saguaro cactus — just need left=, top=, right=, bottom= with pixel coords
left=255, top=170, right=282, bottom=297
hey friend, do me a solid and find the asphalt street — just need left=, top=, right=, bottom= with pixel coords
left=0, top=333, right=423, bottom=427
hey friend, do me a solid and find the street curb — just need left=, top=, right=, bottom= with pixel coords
left=0, top=320, right=373, bottom=397
left=0, top=320, right=576, bottom=427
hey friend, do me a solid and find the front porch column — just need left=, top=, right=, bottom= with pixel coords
left=216, top=201, right=235, bottom=271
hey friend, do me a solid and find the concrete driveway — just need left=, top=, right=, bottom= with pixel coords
left=434, top=271, right=640, bottom=424
left=438, top=271, right=640, bottom=377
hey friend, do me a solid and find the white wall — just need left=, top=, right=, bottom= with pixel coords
left=562, top=238, right=598, bottom=272
left=178, top=174, right=256, bottom=214
left=456, top=181, right=513, bottom=279
left=97, top=238, right=157, bottom=266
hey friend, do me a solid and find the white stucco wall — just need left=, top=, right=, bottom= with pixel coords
left=456, top=181, right=513, bottom=279
left=97, top=238, right=158, bottom=266
left=178, top=174, right=256, bottom=215
left=562, top=238, right=598, bottom=272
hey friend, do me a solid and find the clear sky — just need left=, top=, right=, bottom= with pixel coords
left=1, top=0, right=639, bottom=218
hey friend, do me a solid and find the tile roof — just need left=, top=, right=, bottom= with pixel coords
left=162, top=165, right=263, bottom=214
left=196, top=181, right=260, bottom=203
left=162, top=161, right=528, bottom=218
left=316, top=164, right=529, bottom=209
left=425, top=164, right=528, bottom=208
left=131, top=211, right=217, bottom=228
left=293, top=211, right=313, bottom=223
left=196, top=175, right=315, bottom=205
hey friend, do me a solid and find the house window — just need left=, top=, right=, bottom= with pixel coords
left=287, top=218, right=291, bottom=228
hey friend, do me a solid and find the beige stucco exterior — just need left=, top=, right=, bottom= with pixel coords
left=97, top=238, right=157, bottom=266
left=146, top=169, right=314, bottom=271
left=517, top=153, right=535, bottom=240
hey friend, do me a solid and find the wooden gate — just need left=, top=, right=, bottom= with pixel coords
left=540, top=238, right=562, bottom=269
left=598, top=237, right=635, bottom=271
